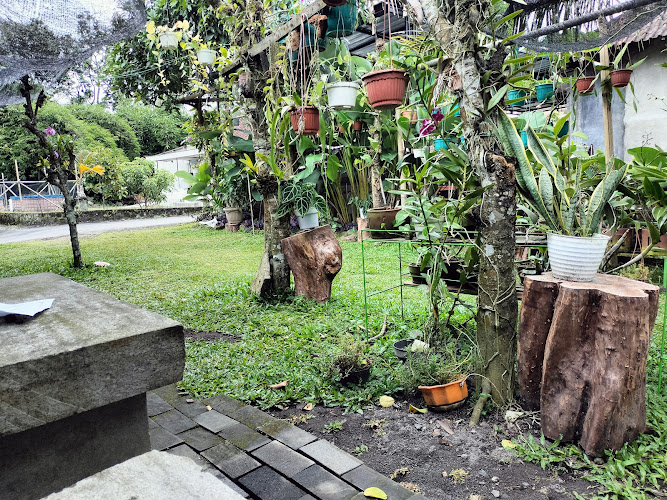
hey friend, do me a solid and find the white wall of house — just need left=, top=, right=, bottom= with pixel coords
left=145, top=146, right=203, bottom=205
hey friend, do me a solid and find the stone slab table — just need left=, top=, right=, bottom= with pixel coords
left=0, top=273, right=184, bottom=500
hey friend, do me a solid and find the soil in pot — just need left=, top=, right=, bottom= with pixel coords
left=341, top=361, right=371, bottom=386
left=290, top=106, right=319, bottom=135
left=367, top=207, right=401, bottom=239
left=362, top=69, right=407, bottom=110
left=419, top=376, right=468, bottom=406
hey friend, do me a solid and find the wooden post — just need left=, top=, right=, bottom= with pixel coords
left=600, top=45, right=614, bottom=162
left=396, top=108, right=407, bottom=208
left=14, top=160, right=22, bottom=200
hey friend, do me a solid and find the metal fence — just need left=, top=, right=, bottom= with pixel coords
left=0, top=180, right=76, bottom=212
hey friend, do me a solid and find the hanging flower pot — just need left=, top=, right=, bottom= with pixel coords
left=197, top=48, right=216, bottom=65
left=547, top=233, right=610, bottom=282
left=611, top=69, right=633, bottom=88
left=328, top=81, right=360, bottom=110
left=290, top=106, right=320, bottom=135
left=353, top=120, right=363, bottom=131
left=419, top=377, right=468, bottom=407
left=520, top=130, right=528, bottom=147
left=362, top=69, right=407, bottom=110
left=327, top=1, right=358, bottom=37
left=158, top=31, right=178, bottom=49
left=507, top=89, right=526, bottom=107
left=401, top=109, right=418, bottom=124
left=575, top=76, right=595, bottom=94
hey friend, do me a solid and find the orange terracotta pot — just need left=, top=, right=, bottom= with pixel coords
left=362, top=69, right=407, bottom=110
left=419, top=377, right=468, bottom=406
left=290, top=106, right=319, bottom=135
left=401, top=109, right=418, bottom=124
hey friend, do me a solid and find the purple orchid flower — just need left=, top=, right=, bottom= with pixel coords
left=53, top=152, right=59, bottom=158
left=44, top=126, right=56, bottom=136
left=419, top=119, right=435, bottom=137
left=431, top=109, right=445, bottom=123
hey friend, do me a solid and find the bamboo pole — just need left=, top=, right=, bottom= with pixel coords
left=14, top=160, right=22, bottom=200
left=600, top=45, right=614, bottom=163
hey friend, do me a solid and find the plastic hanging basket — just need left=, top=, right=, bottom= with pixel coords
left=326, top=0, right=358, bottom=37
left=434, top=138, right=448, bottom=151
left=507, top=89, right=526, bottom=106
left=158, top=31, right=178, bottom=49
left=290, top=106, right=320, bottom=135
left=362, top=69, right=407, bottom=110
left=327, top=81, right=360, bottom=109
left=547, top=233, right=610, bottom=282
left=576, top=77, right=595, bottom=94
left=197, top=49, right=216, bottom=65
left=535, top=83, right=555, bottom=102
left=611, top=69, right=633, bottom=88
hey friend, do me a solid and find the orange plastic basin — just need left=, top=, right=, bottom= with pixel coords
left=419, top=377, right=468, bottom=406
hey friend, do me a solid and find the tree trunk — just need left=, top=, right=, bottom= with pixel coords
left=281, top=225, right=342, bottom=303
left=518, top=273, right=660, bottom=455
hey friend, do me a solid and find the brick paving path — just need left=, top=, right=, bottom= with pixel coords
left=149, top=385, right=429, bottom=500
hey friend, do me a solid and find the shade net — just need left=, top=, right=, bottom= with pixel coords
left=0, top=0, right=146, bottom=105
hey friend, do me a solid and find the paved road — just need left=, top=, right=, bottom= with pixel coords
left=0, top=215, right=196, bottom=244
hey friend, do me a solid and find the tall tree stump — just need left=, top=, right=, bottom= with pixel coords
left=518, top=273, right=660, bottom=456
left=281, top=225, right=342, bottom=303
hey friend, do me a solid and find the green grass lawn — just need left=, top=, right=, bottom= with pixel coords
left=3, top=223, right=667, bottom=498
left=0, top=224, right=477, bottom=411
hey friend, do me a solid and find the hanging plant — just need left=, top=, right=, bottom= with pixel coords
left=575, top=76, right=595, bottom=94
left=290, top=106, right=320, bottom=135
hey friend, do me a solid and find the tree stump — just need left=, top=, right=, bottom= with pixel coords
left=518, top=273, right=660, bottom=455
left=281, top=225, right=342, bottom=303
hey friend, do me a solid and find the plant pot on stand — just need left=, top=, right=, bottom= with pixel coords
left=547, top=233, right=610, bottom=282
left=224, top=207, right=244, bottom=226
left=295, top=207, right=319, bottom=230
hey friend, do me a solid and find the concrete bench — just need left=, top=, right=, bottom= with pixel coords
left=0, top=273, right=185, bottom=500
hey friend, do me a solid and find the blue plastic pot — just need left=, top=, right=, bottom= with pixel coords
left=520, top=130, right=528, bottom=147
left=327, top=1, right=358, bottom=37
left=507, top=89, right=526, bottom=107
left=434, top=138, right=448, bottom=151
left=535, top=83, right=554, bottom=102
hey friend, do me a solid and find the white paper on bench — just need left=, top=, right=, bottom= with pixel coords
left=0, top=298, right=54, bottom=317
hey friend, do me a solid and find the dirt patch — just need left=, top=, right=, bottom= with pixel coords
left=184, top=329, right=239, bottom=342
left=271, top=397, right=596, bottom=500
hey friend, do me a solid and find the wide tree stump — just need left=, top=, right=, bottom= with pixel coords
left=518, top=273, right=659, bottom=456
left=281, top=225, right=342, bottom=303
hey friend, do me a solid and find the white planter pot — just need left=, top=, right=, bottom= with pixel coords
left=358, top=208, right=366, bottom=219
left=197, top=49, right=216, bottom=65
left=158, top=32, right=178, bottom=49
left=328, top=81, right=360, bottom=110
left=296, top=207, right=319, bottom=230
left=547, top=233, right=610, bottom=282
left=413, top=148, right=425, bottom=158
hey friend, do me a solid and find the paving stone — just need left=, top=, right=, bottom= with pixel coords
left=299, top=439, right=363, bottom=475
left=147, top=417, right=158, bottom=430
left=204, top=467, right=251, bottom=498
left=231, top=405, right=281, bottom=429
left=298, top=496, right=317, bottom=500
left=152, top=409, right=197, bottom=435
left=177, top=426, right=224, bottom=452
left=203, top=393, right=246, bottom=415
left=167, top=443, right=212, bottom=468
left=149, top=426, right=183, bottom=451
left=151, top=384, right=185, bottom=404
left=219, top=422, right=271, bottom=452
left=251, top=440, right=315, bottom=477
left=172, top=397, right=209, bottom=417
left=202, top=441, right=261, bottom=479
left=194, top=409, right=237, bottom=433
left=259, top=420, right=317, bottom=450
left=146, top=392, right=173, bottom=417
left=293, top=465, right=359, bottom=500
left=342, top=465, right=414, bottom=500
left=238, top=466, right=307, bottom=500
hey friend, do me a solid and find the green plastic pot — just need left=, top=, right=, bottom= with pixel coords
left=507, top=89, right=526, bottom=107
left=327, top=1, right=358, bottom=37
left=535, top=83, right=554, bottom=102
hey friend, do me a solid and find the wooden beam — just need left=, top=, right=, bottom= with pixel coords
left=218, top=0, right=326, bottom=76
left=600, top=45, right=614, bottom=162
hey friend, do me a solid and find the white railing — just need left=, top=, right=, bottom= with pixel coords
left=0, top=180, right=77, bottom=212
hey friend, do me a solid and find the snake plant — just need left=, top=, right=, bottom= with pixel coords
left=496, top=109, right=627, bottom=237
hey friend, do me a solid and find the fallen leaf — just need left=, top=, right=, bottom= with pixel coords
left=433, top=429, right=441, bottom=437
left=505, top=410, right=524, bottom=423
left=436, top=419, right=454, bottom=435
left=363, top=487, right=387, bottom=499
left=441, top=438, right=451, bottom=446
left=303, top=403, right=314, bottom=411
left=501, top=439, right=517, bottom=449
left=205, top=405, right=212, bottom=411
left=94, top=261, right=111, bottom=267
left=269, top=380, right=288, bottom=389
left=409, top=405, right=427, bottom=414
left=379, top=396, right=394, bottom=407
left=157, top=296, right=165, bottom=299
left=470, top=495, right=483, bottom=500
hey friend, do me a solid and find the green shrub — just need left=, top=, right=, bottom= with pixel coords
left=69, top=104, right=140, bottom=160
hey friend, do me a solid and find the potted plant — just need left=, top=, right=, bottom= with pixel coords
left=367, top=206, right=401, bottom=239
left=276, top=181, right=328, bottom=230
left=575, top=75, right=596, bottom=94
left=147, top=20, right=189, bottom=50
left=608, top=43, right=645, bottom=88
left=534, top=79, right=555, bottom=102
left=326, top=0, right=358, bottom=37
left=401, top=350, right=470, bottom=407
left=326, top=334, right=371, bottom=386
left=216, top=172, right=249, bottom=226
left=289, top=78, right=324, bottom=135
left=497, top=109, right=628, bottom=282
left=360, top=41, right=408, bottom=110
left=507, top=81, right=530, bottom=107
left=197, top=47, right=216, bottom=65
left=325, top=41, right=371, bottom=110
left=353, top=119, right=363, bottom=131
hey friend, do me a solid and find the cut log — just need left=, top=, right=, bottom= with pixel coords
left=281, top=225, right=342, bottom=303
left=518, top=273, right=660, bottom=455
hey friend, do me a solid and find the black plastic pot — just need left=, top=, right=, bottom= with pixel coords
left=394, top=338, right=415, bottom=360
left=341, top=362, right=371, bottom=385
